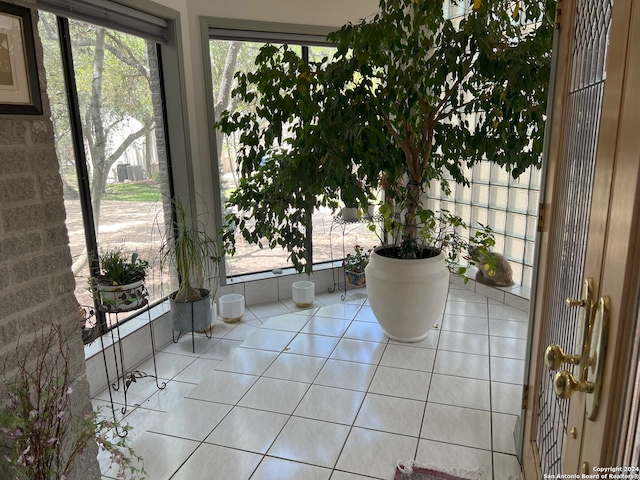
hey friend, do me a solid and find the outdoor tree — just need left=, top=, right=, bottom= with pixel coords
left=209, top=40, right=267, bottom=191
left=38, top=13, right=168, bottom=274
left=211, top=41, right=241, bottom=164
left=211, top=42, right=338, bottom=191
left=69, top=23, right=154, bottom=226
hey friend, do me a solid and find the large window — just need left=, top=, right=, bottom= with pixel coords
left=209, top=14, right=541, bottom=289
left=209, top=24, right=379, bottom=278
left=38, top=7, right=174, bottom=332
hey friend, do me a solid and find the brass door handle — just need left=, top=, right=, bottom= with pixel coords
left=554, top=370, right=595, bottom=399
left=584, top=296, right=609, bottom=420
left=545, top=278, right=594, bottom=379
left=544, top=285, right=609, bottom=421
left=544, top=344, right=581, bottom=370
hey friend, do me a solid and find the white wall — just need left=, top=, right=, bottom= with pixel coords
left=149, top=0, right=380, bottom=211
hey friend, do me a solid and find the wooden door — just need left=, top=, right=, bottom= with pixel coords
left=523, top=0, right=640, bottom=476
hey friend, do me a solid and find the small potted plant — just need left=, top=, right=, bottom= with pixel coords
left=89, top=247, right=149, bottom=313
left=341, top=179, right=363, bottom=220
left=343, top=245, right=371, bottom=287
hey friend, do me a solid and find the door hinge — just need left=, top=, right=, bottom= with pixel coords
left=522, top=384, right=529, bottom=410
left=555, top=0, right=563, bottom=30
left=537, top=203, right=546, bottom=232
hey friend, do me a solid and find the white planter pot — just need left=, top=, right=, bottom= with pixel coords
left=342, top=207, right=359, bottom=220
left=365, top=247, right=449, bottom=342
left=292, top=281, right=315, bottom=307
left=219, top=294, right=245, bottom=323
left=96, top=279, right=146, bottom=313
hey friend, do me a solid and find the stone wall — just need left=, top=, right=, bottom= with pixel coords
left=0, top=1, right=99, bottom=478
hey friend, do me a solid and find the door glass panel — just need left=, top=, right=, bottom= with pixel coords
left=534, top=0, right=613, bottom=474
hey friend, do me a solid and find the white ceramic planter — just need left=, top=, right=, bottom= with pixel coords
left=219, top=294, right=245, bottom=323
left=365, top=247, right=449, bottom=342
left=96, top=280, right=146, bottom=313
left=292, top=281, right=315, bottom=307
left=342, top=207, right=359, bottom=220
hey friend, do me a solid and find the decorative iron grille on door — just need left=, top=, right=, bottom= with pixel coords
left=535, top=0, right=613, bottom=475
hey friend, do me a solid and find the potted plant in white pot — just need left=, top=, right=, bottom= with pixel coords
left=89, top=247, right=149, bottom=313
left=366, top=209, right=495, bottom=340
left=160, top=197, right=220, bottom=333
left=341, top=179, right=363, bottom=220
left=216, top=0, right=553, bottom=340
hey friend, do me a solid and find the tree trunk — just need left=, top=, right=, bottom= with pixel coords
left=86, top=30, right=155, bottom=232
left=87, top=27, right=107, bottom=230
left=214, top=42, right=241, bottom=161
left=403, top=179, right=421, bottom=244
left=144, top=130, right=153, bottom=178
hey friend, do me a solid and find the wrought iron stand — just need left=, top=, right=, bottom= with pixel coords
left=171, top=298, right=214, bottom=354
left=329, top=214, right=382, bottom=300
left=97, top=293, right=166, bottom=437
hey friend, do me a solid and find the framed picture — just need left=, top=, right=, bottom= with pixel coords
left=0, top=1, right=42, bottom=114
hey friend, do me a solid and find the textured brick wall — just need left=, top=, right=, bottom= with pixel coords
left=0, top=2, right=99, bottom=479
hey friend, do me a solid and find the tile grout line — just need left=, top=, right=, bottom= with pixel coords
left=412, top=305, right=444, bottom=464
left=487, top=295, right=497, bottom=479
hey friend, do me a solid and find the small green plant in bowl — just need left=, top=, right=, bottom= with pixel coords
left=92, top=248, right=149, bottom=286
left=89, top=247, right=149, bottom=312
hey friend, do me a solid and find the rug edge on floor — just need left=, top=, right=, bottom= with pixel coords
left=395, top=459, right=488, bottom=480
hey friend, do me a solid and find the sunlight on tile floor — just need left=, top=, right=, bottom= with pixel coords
left=94, top=284, right=527, bottom=480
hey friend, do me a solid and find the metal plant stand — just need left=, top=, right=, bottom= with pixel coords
left=171, top=299, right=214, bottom=354
left=97, top=290, right=166, bottom=437
left=329, top=213, right=384, bottom=300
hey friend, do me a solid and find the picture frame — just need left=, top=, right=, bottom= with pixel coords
left=0, top=1, right=42, bottom=115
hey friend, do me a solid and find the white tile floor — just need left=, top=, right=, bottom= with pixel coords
left=95, top=283, right=527, bottom=480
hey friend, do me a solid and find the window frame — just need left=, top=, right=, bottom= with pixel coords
left=39, top=1, right=191, bottom=332
left=202, top=17, right=336, bottom=282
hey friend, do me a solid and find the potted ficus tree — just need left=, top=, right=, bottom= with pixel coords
left=160, top=197, right=220, bottom=333
left=89, top=247, right=149, bottom=313
left=216, top=0, right=554, bottom=341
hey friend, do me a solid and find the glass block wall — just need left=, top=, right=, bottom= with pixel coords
left=426, top=1, right=544, bottom=290
left=425, top=162, right=541, bottom=288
